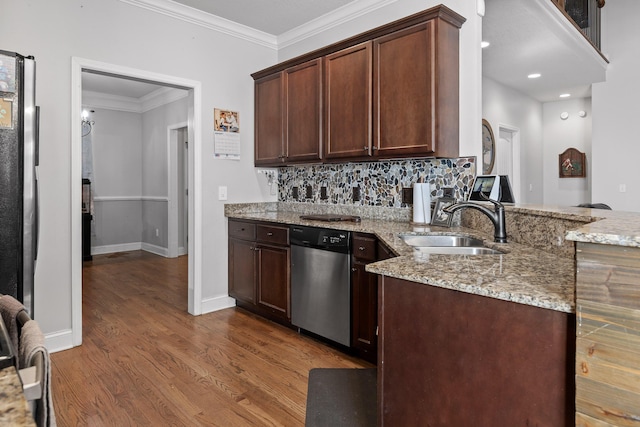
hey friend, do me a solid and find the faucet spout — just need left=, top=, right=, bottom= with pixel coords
left=444, top=199, right=508, bottom=243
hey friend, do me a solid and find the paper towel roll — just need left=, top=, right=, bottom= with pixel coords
left=412, top=183, right=431, bottom=224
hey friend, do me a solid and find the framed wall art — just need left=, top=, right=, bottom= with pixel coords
left=559, top=147, right=586, bottom=178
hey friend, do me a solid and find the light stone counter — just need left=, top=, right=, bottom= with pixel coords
left=225, top=202, right=578, bottom=313
left=0, top=367, right=36, bottom=427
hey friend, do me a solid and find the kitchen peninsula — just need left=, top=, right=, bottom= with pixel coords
left=226, top=201, right=640, bottom=426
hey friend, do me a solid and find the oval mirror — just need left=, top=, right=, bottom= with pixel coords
left=482, top=119, right=495, bottom=174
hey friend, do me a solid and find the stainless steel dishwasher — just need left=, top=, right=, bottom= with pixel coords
left=290, top=225, right=351, bottom=346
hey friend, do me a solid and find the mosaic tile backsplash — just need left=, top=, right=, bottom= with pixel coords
left=278, top=157, right=476, bottom=208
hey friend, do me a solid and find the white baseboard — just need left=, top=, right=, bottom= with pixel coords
left=141, top=242, right=169, bottom=257
left=45, top=329, right=75, bottom=353
left=201, top=295, right=236, bottom=314
left=92, top=242, right=169, bottom=257
left=92, top=242, right=142, bottom=255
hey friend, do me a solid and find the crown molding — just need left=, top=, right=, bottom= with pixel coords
left=120, top=0, right=278, bottom=49
left=120, top=0, right=397, bottom=52
left=83, top=87, right=188, bottom=113
left=277, top=0, right=398, bottom=49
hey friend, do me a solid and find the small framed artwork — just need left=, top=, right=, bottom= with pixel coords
left=559, top=148, right=586, bottom=178
left=431, top=197, right=456, bottom=227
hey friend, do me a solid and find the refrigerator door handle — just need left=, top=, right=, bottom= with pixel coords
left=22, top=57, right=37, bottom=317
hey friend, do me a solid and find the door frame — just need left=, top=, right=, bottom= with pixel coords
left=497, top=123, right=521, bottom=203
left=71, top=57, right=203, bottom=347
left=167, top=122, right=188, bottom=259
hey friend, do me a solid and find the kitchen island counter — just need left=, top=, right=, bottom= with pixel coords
left=225, top=202, right=580, bottom=313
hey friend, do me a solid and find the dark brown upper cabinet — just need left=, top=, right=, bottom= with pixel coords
left=324, top=42, right=373, bottom=159
left=252, top=5, right=465, bottom=166
left=254, top=59, right=323, bottom=166
left=373, top=20, right=459, bottom=159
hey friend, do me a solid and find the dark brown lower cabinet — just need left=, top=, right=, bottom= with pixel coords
left=351, top=233, right=394, bottom=363
left=228, top=219, right=290, bottom=324
left=378, top=276, right=575, bottom=427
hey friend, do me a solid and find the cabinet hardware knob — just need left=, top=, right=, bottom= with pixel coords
left=351, top=267, right=357, bottom=272
left=359, top=246, right=365, bottom=251
left=267, top=232, right=273, bottom=236
left=363, top=146, right=368, bottom=150
left=372, top=146, right=378, bottom=151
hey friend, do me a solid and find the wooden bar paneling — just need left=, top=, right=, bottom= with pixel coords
left=575, top=242, right=640, bottom=426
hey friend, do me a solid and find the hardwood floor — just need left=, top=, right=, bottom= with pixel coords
left=51, top=251, right=371, bottom=426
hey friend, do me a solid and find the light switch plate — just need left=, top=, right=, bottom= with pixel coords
left=218, top=186, right=228, bottom=200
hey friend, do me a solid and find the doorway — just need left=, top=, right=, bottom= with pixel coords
left=71, top=57, right=203, bottom=347
left=168, top=124, right=189, bottom=258
left=495, top=124, right=521, bottom=203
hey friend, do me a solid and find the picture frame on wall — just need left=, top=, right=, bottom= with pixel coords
left=431, top=197, right=456, bottom=227
left=559, top=147, right=586, bottom=178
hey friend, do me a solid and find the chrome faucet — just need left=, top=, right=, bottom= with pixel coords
left=444, top=195, right=508, bottom=243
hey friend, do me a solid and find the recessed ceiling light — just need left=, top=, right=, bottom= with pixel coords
left=560, top=93, right=571, bottom=98
left=527, top=73, right=541, bottom=79
left=481, top=41, right=490, bottom=48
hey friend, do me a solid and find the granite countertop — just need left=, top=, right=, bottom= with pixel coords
left=0, top=367, right=36, bottom=426
left=225, top=202, right=577, bottom=313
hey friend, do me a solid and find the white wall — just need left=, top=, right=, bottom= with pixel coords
left=279, top=0, right=484, bottom=165
left=482, top=76, right=543, bottom=204
left=542, top=98, right=592, bottom=206
left=0, top=0, right=277, bottom=339
left=592, top=0, right=640, bottom=212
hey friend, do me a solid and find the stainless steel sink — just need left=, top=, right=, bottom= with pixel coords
left=400, top=234, right=485, bottom=248
left=398, top=233, right=504, bottom=255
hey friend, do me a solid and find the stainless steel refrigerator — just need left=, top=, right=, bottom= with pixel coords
left=0, top=50, right=38, bottom=317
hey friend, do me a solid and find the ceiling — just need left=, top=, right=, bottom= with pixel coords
left=84, top=0, right=608, bottom=105
left=483, top=0, right=607, bottom=103
left=170, top=0, right=355, bottom=35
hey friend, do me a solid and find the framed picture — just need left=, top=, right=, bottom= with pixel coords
left=559, top=147, right=586, bottom=178
left=431, top=197, right=455, bottom=227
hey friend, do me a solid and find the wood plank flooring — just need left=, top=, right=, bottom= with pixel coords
left=51, top=251, right=371, bottom=426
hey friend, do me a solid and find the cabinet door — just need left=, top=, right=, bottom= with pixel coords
left=374, top=22, right=435, bottom=157
left=255, top=73, right=284, bottom=166
left=324, top=42, right=372, bottom=159
left=351, top=260, right=378, bottom=363
left=228, top=238, right=256, bottom=304
left=256, top=244, right=290, bottom=319
left=284, top=59, right=322, bottom=163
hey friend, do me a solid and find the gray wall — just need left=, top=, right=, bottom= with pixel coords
left=90, top=108, right=143, bottom=249
left=482, top=76, right=543, bottom=204
left=88, top=97, right=188, bottom=253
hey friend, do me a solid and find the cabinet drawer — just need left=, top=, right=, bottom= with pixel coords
left=353, top=234, right=377, bottom=261
left=256, top=224, right=289, bottom=246
left=228, top=219, right=256, bottom=240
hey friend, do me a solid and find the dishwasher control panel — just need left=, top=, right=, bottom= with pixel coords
left=290, top=225, right=351, bottom=254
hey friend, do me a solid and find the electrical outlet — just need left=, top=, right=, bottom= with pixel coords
left=352, top=186, right=361, bottom=202
left=320, top=186, right=328, bottom=200
left=402, top=188, right=413, bottom=204
left=292, top=186, right=299, bottom=200
left=155, top=228, right=159, bottom=237
left=306, top=185, right=313, bottom=199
